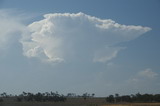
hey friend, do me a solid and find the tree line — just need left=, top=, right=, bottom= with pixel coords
left=106, top=93, right=160, bottom=103
left=0, top=91, right=66, bottom=102
left=0, top=92, right=94, bottom=102
left=0, top=92, right=160, bottom=103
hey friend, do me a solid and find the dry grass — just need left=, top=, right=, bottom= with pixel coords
left=0, top=98, right=160, bottom=106
left=1, top=102, right=160, bottom=106
left=101, top=103, right=160, bottom=106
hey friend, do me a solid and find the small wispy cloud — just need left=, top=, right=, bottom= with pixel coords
left=126, top=68, right=159, bottom=94
left=128, top=68, right=158, bottom=83
left=93, top=46, right=125, bottom=63
left=138, top=68, right=158, bottom=78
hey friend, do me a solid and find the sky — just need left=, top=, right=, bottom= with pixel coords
left=0, top=0, right=160, bottom=97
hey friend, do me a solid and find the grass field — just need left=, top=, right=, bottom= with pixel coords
left=101, top=103, right=160, bottom=106
left=1, top=102, right=160, bottom=106
left=0, top=98, right=160, bottom=106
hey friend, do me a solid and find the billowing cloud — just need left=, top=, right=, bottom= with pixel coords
left=20, top=12, right=151, bottom=63
left=0, top=11, right=151, bottom=63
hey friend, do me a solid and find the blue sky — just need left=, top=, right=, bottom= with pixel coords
left=0, top=0, right=160, bottom=97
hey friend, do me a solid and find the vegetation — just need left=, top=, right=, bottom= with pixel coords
left=0, top=91, right=66, bottom=102
left=106, top=93, right=160, bottom=103
left=0, top=92, right=160, bottom=106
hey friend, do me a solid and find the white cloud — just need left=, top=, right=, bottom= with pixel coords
left=0, top=10, right=25, bottom=49
left=0, top=11, right=151, bottom=63
left=138, top=68, right=158, bottom=78
left=128, top=68, right=158, bottom=83
left=126, top=68, right=159, bottom=94
left=20, top=12, right=151, bottom=63
left=93, top=46, right=125, bottom=63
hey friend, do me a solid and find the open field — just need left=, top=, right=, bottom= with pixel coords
left=0, top=98, right=160, bottom=106
left=1, top=102, right=160, bottom=106
left=101, top=103, right=160, bottom=106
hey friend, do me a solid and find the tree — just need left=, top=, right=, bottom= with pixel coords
left=92, top=93, right=95, bottom=97
left=26, top=92, right=34, bottom=101
left=35, top=92, right=43, bottom=102
left=1, top=92, right=7, bottom=98
left=82, top=93, right=88, bottom=100
left=121, top=95, right=132, bottom=102
left=22, top=91, right=27, bottom=96
left=154, top=94, right=160, bottom=102
left=115, top=93, right=120, bottom=103
left=106, top=95, right=114, bottom=103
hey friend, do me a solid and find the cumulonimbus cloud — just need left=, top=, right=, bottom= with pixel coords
left=0, top=11, right=151, bottom=63
left=14, top=12, right=151, bottom=63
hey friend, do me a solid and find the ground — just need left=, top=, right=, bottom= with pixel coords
left=0, top=98, right=160, bottom=106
